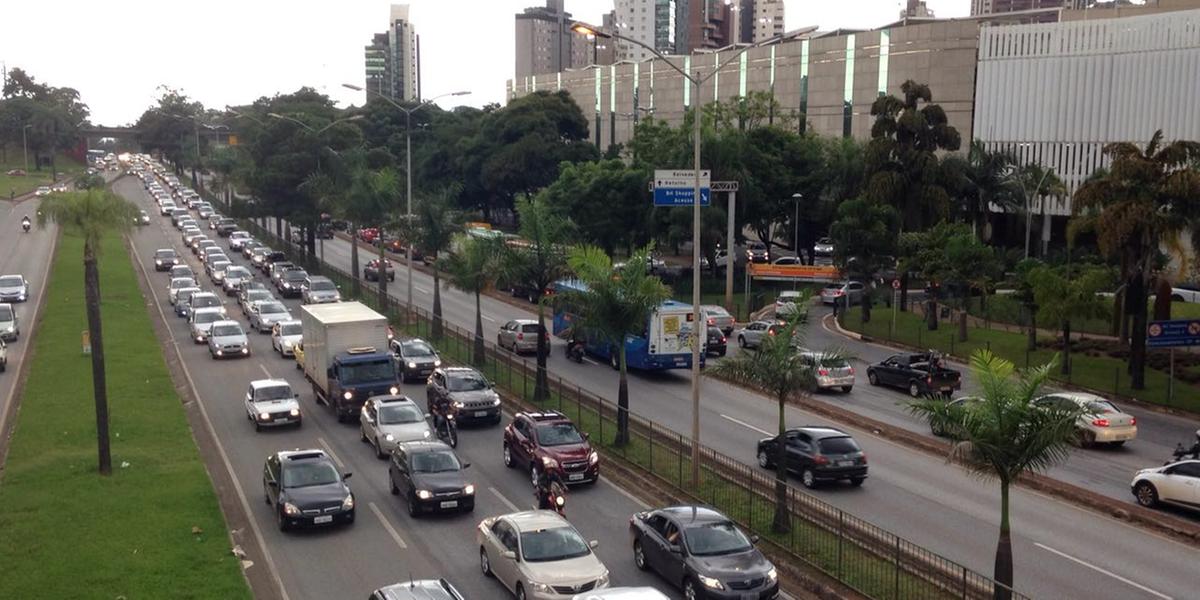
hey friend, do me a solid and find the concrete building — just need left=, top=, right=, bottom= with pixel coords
left=614, top=0, right=680, bottom=61
left=971, top=0, right=1083, bottom=15
left=362, top=4, right=421, bottom=102
left=364, top=33, right=390, bottom=100
left=752, top=0, right=785, bottom=43
left=515, top=0, right=591, bottom=80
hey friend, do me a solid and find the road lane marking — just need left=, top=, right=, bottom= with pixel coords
left=259, top=364, right=273, bottom=378
left=1033, top=543, right=1172, bottom=600
left=600, top=476, right=650, bottom=509
left=720, top=414, right=773, bottom=437
left=316, top=437, right=345, bottom=469
left=482, top=313, right=496, bottom=323
left=369, top=502, right=408, bottom=549
left=0, top=227, right=58, bottom=444
left=415, top=285, right=430, bottom=294
left=490, top=487, right=521, bottom=512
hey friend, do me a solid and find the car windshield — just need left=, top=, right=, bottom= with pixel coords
left=259, top=303, right=287, bottom=315
left=192, top=296, right=220, bottom=309
left=813, top=356, right=849, bottom=368
left=703, top=306, right=729, bottom=318
left=341, top=360, right=394, bottom=383
left=227, top=267, right=250, bottom=278
left=822, top=284, right=842, bottom=291
left=519, top=527, right=591, bottom=562
left=520, top=323, right=540, bottom=333
left=247, top=291, right=272, bottom=303
left=411, top=451, right=460, bottom=473
left=0, top=276, right=24, bottom=287
left=401, top=341, right=435, bottom=357
left=279, top=323, right=302, bottom=336
left=256, top=385, right=294, bottom=401
left=536, top=423, right=584, bottom=446
left=447, top=373, right=488, bottom=392
left=171, top=279, right=194, bottom=289
left=1087, top=400, right=1118, bottom=414
left=211, top=324, right=243, bottom=337
left=285, top=272, right=307, bottom=281
left=378, top=404, right=423, bottom=425
left=310, top=280, right=335, bottom=291
left=685, top=522, right=753, bottom=556
left=0, top=306, right=12, bottom=320
left=195, top=312, right=222, bottom=324
left=817, top=437, right=860, bottom=454
left=178, top=289, right=199, bottom=302
left=282, top=461, right=340, bottom=488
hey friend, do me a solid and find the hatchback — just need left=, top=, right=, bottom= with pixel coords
left=263, top=450, right=354, bottom=531
left=208, top=320, right=250, bottom=359
left=756, top=426, right=867, bottom=488
left=360, top=395, right=433, bottom=458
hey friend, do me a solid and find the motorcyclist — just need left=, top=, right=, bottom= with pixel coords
left=1175, top=429, right=1200, bottom=461
left=534, top=467, right=566, bottom=513
left=429, top=394, right=456, bottom=438
left=565, top=327, right=586, bottom=362
left=22, top=215, right=31, bottom=233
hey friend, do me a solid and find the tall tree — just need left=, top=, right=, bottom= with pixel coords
left=560, top=245, right=670, bottom=445
left=1009, top=163, right=1066, bottom=259
left=37, top=189, right=139, bottom=476
left=1073, top=130, right=1200, bottom=389
left=350, top=165, right=401, bottom=308
left=405, top=187, right=461, bottom=339
left=441, top=234, right=501, bottom=365
left=910, top=351, right=1081, bottom=600
left=539, top=159, right=652, bottom=256
left=944, top=140, right=1018, bottom=239
left=1029, top=264, right=1111, bottom=375
left=829, top=196, right=900, bottom=323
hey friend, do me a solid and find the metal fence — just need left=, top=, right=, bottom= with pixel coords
left=240, top=217, right=1032, bottom=600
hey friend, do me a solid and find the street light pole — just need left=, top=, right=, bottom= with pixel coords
left=792, top=192, right=802, bottom=264
left=22, top=124, right=31, bottom=173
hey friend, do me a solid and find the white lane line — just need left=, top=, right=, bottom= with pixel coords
left=600, top=476, right=650, bottom=509
left=316, top=437, right=345, bottom=470
left=482, top=313, right=496, bottom=323
left=1033, top=543, right=1172, bottom=600
left=583, top=357, right=602, bottom=366
left=415, top=286, right=431, bottom=295
left=369, top=502, right=409, bottom=549
left=0, top=227, right=57, bottom=440
left=490, top=487, right=521, bottom=512
left=720, top=413, right=773, bottom=437
left=259, top=364, right=272, bottom=378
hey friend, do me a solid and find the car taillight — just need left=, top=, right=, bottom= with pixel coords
left=720, top=336, right=726, bottom=343
left=768, top=330, right=776, bottom=336
left=926, top=377, right=932, bottom=384
left=517, top=333, right=524, bottom=341
left=1129, top=417, right=1136, bottom=426
left=707, top=317, right=715, bottom=326
left=847, top=366, right=855, bottom=374
left=813, top=455, right=828, bottom=465
left=1092, top=418, right=1110, bottom=427
left=818, top=368, right=829, bottom=376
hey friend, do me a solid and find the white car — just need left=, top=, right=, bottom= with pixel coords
left=245, top=379, right=301, bottom=430
left=229, top=231, right=251, bottom=250
left=774, top=290, right=805, bottom=317
left=0, top=274, right=29, bottom=303
left=207, top=320, right=250, bottom=359
left=813, top=236, right=835, bottom=257
left=188, top=307, right=225, bottom=343
left=1033, top=393, right=1137, bottom=446
left=271, top=320, right=303, bottom=357
left=1131, top=460, right=1200, bottom=513
left=571, top=588, right=670, bottom=600
left=477, top=511, right=609, bottom=599
left=1169, top=284, right=1200, bottom=303
left=248, top=300, right=292, bottom=333
left=168, top=277, right=197, bottom=305
left=359, top=395, right=433, bottom=458
left=34, top=186, right=51, bottom=197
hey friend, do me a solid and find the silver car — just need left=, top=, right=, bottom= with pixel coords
left=735, top=321, right=776, bottom=350
left=0, top=303, right=18, bottom=342
left=819, top=281, right=866, bottom=306
left=189, top=307, right=225, bottom=343
left=301, top=276, right=341, bottom=304
left=248, top=300, right=292, bottom=333
left=1033, top=393, right=1138, bottom=447
left=222, top=266, right=253, bottom=296
left=187, top=292, right=226, bottom=317
left=813, top=236, right=835, bottom=257
left=245, top=379, right=301, bottom=430
left=208, top=260, right=232, bottom=284
left=498, top=319, right=545, bottom=354
left=229, top=231, right=251, bottom=250
left=168, top=277, right=197, bottom=305
left=700, top=304, right=734, bottom=335
left=168, top=265, right=194, bottom=281
left=174, top=287, right=202, bottom=318
left=360, top=395, right=433, bottom=458
left=240, top=288, right=275, bottom=316
left=477, top=511, right=609, bottom=599
left=207, top=320, right=250, bottom=359
left=391, top=337, right=441, bottom=381
left=796, top=350, right=855, bottom=393
left=271, top=320, right=303, bottom=357
left=0, top=275, right=30, bottom=303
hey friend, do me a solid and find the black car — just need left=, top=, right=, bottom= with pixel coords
left=866, top=352, right=961, bottom=398
left=756, top=426, right=867, bottom=489
left=153, top=248, right=179, bottom=271
left=630, top=505, right=779, bottom=600
left=705, top=326, right=726, bottom=358
left=388, top=441, right=475, bottom=517
left=215, top=218, right=238, bottom=237
left=262, top=449, right=355, bottom=531
left=391, top=337, right=441, bottom=381
left=259, top=250, right=286, bottom=272
left=277, top=269, right=308, bottom=298
left=370, top=579, right=465, bottom=600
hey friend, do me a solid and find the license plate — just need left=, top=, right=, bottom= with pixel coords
left=837, top=460, right=854, bottom=467
left=940, top=387, right=951, bottom=392
left=439, top=500, right=458, bottom=509
left=313, top=515, right=333, bottom=524
left=742, top=594, right=757, bottom=600
left=568, top=473, right=585, bottom=481
left=474, top=410, right=488, bottom=418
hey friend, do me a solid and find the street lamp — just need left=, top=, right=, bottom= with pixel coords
left=572, top=20, right=784, bottom=486
left=341, top=84, right=471, bottom=322
left=791, top=193, right=803, bottom=265
left=22, top=124, right=31, bottom=173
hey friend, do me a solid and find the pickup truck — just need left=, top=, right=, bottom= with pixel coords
left=866, top=352, right=961, bottom=398
left=300, top=302, right=401, bottom=421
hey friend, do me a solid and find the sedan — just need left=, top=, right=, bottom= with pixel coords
left=388, top=441, right=474, bottom=516
left=248, top=301, right=293, bottom=333
left=734, top=321, right=776, bottom=350
left=700, top=305, right=734, bottom=335
left=221, top=266, right=254, bottom=296
left=819, top=281, right=866, bottom=306
left=1033, top=393, right=1137, bottom=447
left=0, top=303, right=18, bottom=342
left=240, top=288, right=275, bottom=316
left=0, top=275, right=29, bottom=303
left=361, top=395, right=434, bottom=458
left=168, top=265, right=195, bottom=281
left=263, top=450, right=354, bottom=531
left=246, top=379, right=301, bottom=430
left=207, top=320, right=250, bottom=359
left=301, top=276, right=340, bottom=304
left=704, top=326, right=726, bottom=358
left=173, top=287, right=203, bottom=318
left=188, top=308, right=226, bottom=344
left=756, top=426, right=867, bottom=489
left=477, top=511, right=608, bottom=599
left=630, top=506, right=778, bottom=600
left=153, top=248, right=180, bottom=271
left=813, top=236, right=834, bottom=257
left=271, top=320, right=303, bottom=357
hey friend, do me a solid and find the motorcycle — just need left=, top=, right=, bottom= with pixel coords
left=1166, top=442, right=1199, bottom=465
left=536, top=480, right=567, bottom=517
left=566, top=341, right=585, bottom=363
left=433, top=405, right=459, bottom=448
left=22, top=219, right=31, bottom=234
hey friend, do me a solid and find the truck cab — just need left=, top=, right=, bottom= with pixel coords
left=327, top=348, right=400, bottom=420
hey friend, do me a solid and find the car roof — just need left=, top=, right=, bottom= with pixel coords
left=276, top=449, right=330, bottom=463
left=250, top=378, right=291, bottom=390
left=276, top=319, right=301, bottom=326
left=370, top=394, right=417, bottom=407
left=211, top=319, right=242, bottom=328
left=503, top=510, right=572, bottom=532
left=191, top=291, right=219, bottom=298
left=396, top=440, right=454, bottom=454
left=790, top=426, right=851, bottom=439
left=192, top=307, right=224, bottom=316
left=655, top=505, right=728, bottom=524
left=374, top=579, right=462, bottom=600
left=442, top=367, right=482, bottom=376
left=1049, top=392, right=1107, bottom=403
left=155, top=248, right=176, bottom=254
left=517, top=410, right=570, bottom=424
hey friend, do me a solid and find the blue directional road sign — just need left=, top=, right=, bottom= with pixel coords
left=1146, top=319, right=1200, bottom=348
left=653, top=169, right=711, bottom=207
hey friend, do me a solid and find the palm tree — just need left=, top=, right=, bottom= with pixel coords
left=406, top=187, right=460, bottom=339
left=441, top=234, right=500, bottom=364
left=1074, top=130, right=1200, bottom=389
left=945, top=140, right=1018, bottom=239
left=349, top=166, right=401, bottom=309
left=1009, top=163, right=1066, bottom=259
left=909, top=351, right=1081, bottom=600
left=560, top=245, right=670, bottom=446
left=38, top=189, right=139, bottom=476
left=708, top=310, right=819, bottom=533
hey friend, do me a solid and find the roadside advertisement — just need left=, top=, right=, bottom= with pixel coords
left=748, top=263, right=841, bottom=282
left=650, top=306, right=696, bottom=355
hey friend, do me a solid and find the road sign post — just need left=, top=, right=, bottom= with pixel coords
left=1146, top=319, right=1200, bottom=405
left=891, top=279, right=900, bottom=339
left=652, top=169, right=711, bottom=206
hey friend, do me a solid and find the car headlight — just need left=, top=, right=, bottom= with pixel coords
left=283, top=502, right=300, bottom=516
left=258, top=412, right=270, bottom=421
left=596, top=571, right=609, bottom=587
left=541, top=456, right=558, bottom=469
left=289, top=408, right=300, bottom=417
left=241, top=348, right=249, bottom=355
left=697, top=574, right=724, bottom=590
left=415, top=489, right=432, bottom=500
left=766, top=567, right=778, bottom=583
left=433, top=359, right=441, bottom=367
left=422, top=430, right=431, bottom=439
left=492, top=397, right=501, bottom=407
left=389, top=386, right=399, bottom=395
left=384, top=433, right=395, bottom=442
left=463, top=484, right=475, bottom=495
left=343, top=391, right=353, bottom=400
left=529, top=583, right=553, bottom=594
left=588, top=451, right=599, bottom=465
left=341, top=495, right=355, bottom=510
left=452, top=401, right=464, bottom=409
left=215, top=350, right=223, bottom=356
left=155, top=260, right=162, bottom=265
left=407, top=361, right=417, bottom=369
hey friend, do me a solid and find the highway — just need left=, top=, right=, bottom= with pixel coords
left=261, top=222, right=1198, bottom=600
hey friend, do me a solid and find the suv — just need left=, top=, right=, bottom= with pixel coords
left=503, top=411, right=599, bottom=486
left=426, top=367, right=502, bottom=425
left=245, top=379, right=301, bottom=430
left=391, top=337, right=441, bottom=381
left=756, top=426, right=867, bottom=489
left=277, top=269, right=308, bottom=298
left=262, top=449, right=354, bottom=531
left=1131, top=460, right=1200, bottom=513
left=387, top=441, right=475, bottom=516
left=370, top=580, right=465, bottom=600
left=360, top=395, right=433, bottom=458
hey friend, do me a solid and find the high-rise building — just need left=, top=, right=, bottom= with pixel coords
left=515, top=0, right=591, bottom=80
left=614, top=0, right=658, bottom=61
left=675, top=0, right=732, bottom=53
left=971, top=0, right=1084, bottom=15
left=752, top=0, right=784, bottom=43
left=901, top=0, right=936, bottom=19
left=361, top=4, right=421, bottom=102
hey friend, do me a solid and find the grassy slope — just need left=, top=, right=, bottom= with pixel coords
left=0, top=152, right=86, bottom=197
left=968, top=293, right=1200, bottom=337
left=0, top=233, right=250, bottom=599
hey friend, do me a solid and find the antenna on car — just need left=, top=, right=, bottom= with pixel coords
left=407, top=572, right=414, bottom=588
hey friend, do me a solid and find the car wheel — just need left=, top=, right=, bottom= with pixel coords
left=757, top=449, right=773, bottom=469
left=254, top=421, right=262, bottom=432
left=842, top=386, right=853, bottom=393
left=867, top=371, right=879, bottom=386
left=738, top=335, right=747, bottom=348
left=850, top=477, right=866, bottom=487
left=276, top=508, right=289, bottom=532
left=683, top=579, right=698, bottom=600
left=633, top=540, right=648, bottom=570
left=908, top=381, right=921, bottom=398
left=479, top=547, right=493, bottom=577
left=1134, top=482, right=1159, bottom=507
left=530, top=466, right=541, bottom=488
left=263, top=480, right=271, bottom=505
left=389, top=473, right=399, bottom=495
left=801, top=468, right=817, bottom=489
left=361, top=425, right=369, bottom=443
left=497, top=335, right=504, bottom=350
left=1076, top=430, right=1096, bottom=448
left=407, top=493, right=419, bottom=517
left=374, top=437, right=386, bottom=459
left=503, top=443, right=514, bottom=468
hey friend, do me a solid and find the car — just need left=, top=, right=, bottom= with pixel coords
left=240, top=288, right=275, bottom=316
left=182, top=227, right=203, bottom=245
left=426, top=367, right=502, bottom=426
left=866, top=352, right=962, bottom=398
left=301, top=275, right=340, bottom=304
left=229, top=230, right=251, bottom=250
left=497, top=319, right=549, bottom=355
left=242, top=240, right=264, bottom=259
left=929, top=396, right=985, bottom=438
left=268, top=261, right=296, bottom=284
left=34, top=186, right=50, bottom=197
left=0, top=304, right=18, bottom=342
left=271, top=320, right=303, bottom=357
left=370, top=579, right=466, bottom=600
left=361, top=395, right=434, bottom=458
left=0, top=339, right=6, bottom=372
left=190, top=235, right=211, bottom=252
left=704, top=326, right=726, bottom=358
left=173, top=287, right=203, bottom=318
left=153, top=248, right=180, bottom=271
left=771, top=255, right=803, bottom=266
left=756, top=426, right=868, bottom=489
left=391, top=337, right=442, bottom=381
left=503, top=410, right=599, bottom=486
left=248, top=300, right=293, bottom=333
left=215, top=218, right=237, bottom=237
left=745, top=241, right=769, bottom=264
left=700, top=305, right=734, bottom=335
left=250, top=246, right=271, bottom=266
left=1131, top=459, right=1200, bottom=513
left=358, top=227, right=380, bottom=243
left=208, top=320, right=250, bottom=359
left=221, top=266, right=253, bottom=295
left=813, top=236, right=835, bottom=257
left=188, top=307, right=225, bottom=344
left=388, top=440, right=475, bottom=516
left=167, top=277, right=197, bottom=305
left=477, top=511, right=608, bottom=599
left=197, top=206, right=214, bottom=219
left=170, top=208, right=190, bottom=227
left=774, top=290, right=808, bottom=319
left=570, top=588, right=670, bottom=600
left=629, top=505, right=779, bottom=600
left=260, top=251, right=287, bottom=273
left=364, top=258, right=395, bottom=282
left=137, top=210, right=151, bottom=225
left=277, top=269, right=308, bottom=298
left=0, top=275, right=29, bottom=303
left=1033, top=392, right=1137, bottom=447
left=159, top=200, right=177, bottom=216
left=187, top=292, right=225, bottom=318
left=6, top=168, right=26, bottom=176
left=244, top=379, right=301, bottom=430
left=207, top=260, right=233, bottom=284
left=734, top=321, right=776, bottom=350
left=262, top=449, right=354, bottom=531
left=168, top=264, right=194, bottom=281
left=795, top=351, right=855, bottom=393
left=201, top=246, right=225, bottom=264
left=819, top=281, right=866, bottom=306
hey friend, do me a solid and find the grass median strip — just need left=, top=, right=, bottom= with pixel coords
left=0, top=233, right=250, bottom=599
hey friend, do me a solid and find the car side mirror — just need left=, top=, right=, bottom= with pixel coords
left=582, top=432, right=590, bottom=440
left=327, top=368, right=334, bottom=379
left=588, top=540, right=599, bottom=549
left=502, top=550, right=517, bottom=561
left=342, top=472, right=353, bottom=480
left=462, top=462, right=471, bottom=469
left=668, top=545, right=682, bottom=555
left=245, top=393, right=252, bottom=402
left=749, top=534, right=760, bottom=544
left=294, top=393, right=300, bottom=400
left=424, top=413, right=432, bottom=420
left=266, top=481, right=278, bottom=489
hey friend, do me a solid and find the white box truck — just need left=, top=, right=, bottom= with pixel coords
left=300, top=302, right=400, bottom=421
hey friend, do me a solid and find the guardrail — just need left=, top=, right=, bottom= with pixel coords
left=239, top=217, right=1032, bottom=600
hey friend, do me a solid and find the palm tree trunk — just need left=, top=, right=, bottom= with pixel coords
left=534, top=303, right=549, bottom=403
left=349, top=221, right=361, bottom=299
left=993, top=481, right=1014, bottom=600
left=377, top=236, right=388, bottom=310
left=1026, top=303, right=1037, bottom=352
left=1062, top=320, right=1072, bottom=375
left=899, top=271, right=909, bottom=312
left=473, top=290, right=485, bottom=365
left=432, top=268, right=444, bottom=340
left=772, top=393, right=790, bottom=534
left=860, top=288, right=872, bottom=324
left=84, top=241, right=112, bottom=476
left=616, top=344, right=630, bottom=446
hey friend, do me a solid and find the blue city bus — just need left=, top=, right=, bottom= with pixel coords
left=551, top=279, right=703, bottom=371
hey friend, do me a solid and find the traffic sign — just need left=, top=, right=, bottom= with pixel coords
left=1146, top=319, right=1200, bottom=348
left=892, top=279, right=901, bottom=290
left=652, top=169, right=711, bottom=207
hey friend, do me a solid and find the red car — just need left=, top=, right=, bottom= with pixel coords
left=503, top=411, right=599, bottom=486
left=364, top=258, right=394, bottom=282
left=358, top=227, right=379, bottom=243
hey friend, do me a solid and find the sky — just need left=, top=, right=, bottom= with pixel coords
left=0, top=0, right=968, bottom=126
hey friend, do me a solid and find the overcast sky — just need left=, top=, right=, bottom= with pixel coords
left=0, top=0, right=968, bottom=125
